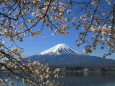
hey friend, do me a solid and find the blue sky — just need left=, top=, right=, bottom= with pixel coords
left=5, top=0, right=114, bottom=59
left=16, top=28, right=115, bottom=60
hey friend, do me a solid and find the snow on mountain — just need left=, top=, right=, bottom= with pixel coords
left=26, top=44, right=115, bottom=68
left=39, top=43, right=82, bottom=55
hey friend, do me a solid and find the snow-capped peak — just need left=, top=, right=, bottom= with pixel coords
left=39, top=43, right=82, bottom=55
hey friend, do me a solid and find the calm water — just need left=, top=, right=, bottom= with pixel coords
left=61, top=72, right=115, bottom=86
left=1, top=72, right=115, bottom=86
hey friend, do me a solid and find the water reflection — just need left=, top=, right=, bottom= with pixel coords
left=1, top=72, right=115, bottom=86
left=0, top=74, right=29, bottom=86
left=61, top=72, right=115, bottom=86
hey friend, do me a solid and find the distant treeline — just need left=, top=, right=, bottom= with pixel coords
left=50, top=66, right=115, bottom=72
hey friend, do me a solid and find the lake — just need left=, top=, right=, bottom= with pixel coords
left=60, top=72, right=115, bottom=86
left=1, top=72, right=115, bottom=86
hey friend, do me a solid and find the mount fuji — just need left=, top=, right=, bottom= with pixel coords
left=26, top=44, right=115, bottom=68
left=39, top=43, right=82, bottom=55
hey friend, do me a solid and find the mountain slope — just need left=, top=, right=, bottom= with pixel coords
left=39, top=43, right=82, bottom=55
left=26, top=44, right=115, bottom=68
